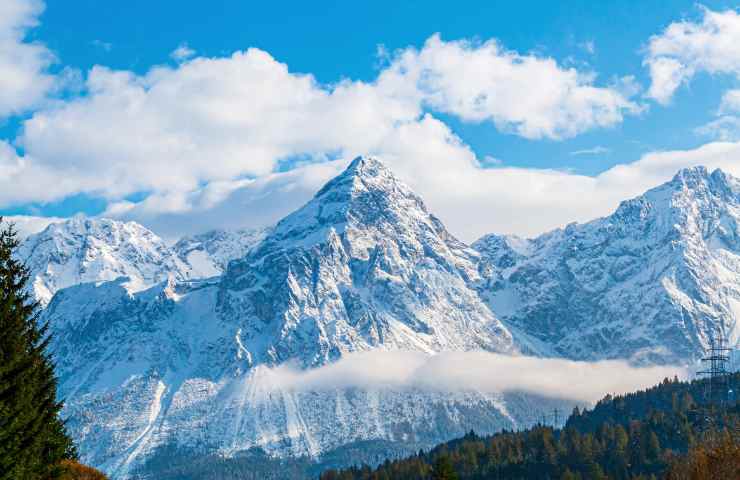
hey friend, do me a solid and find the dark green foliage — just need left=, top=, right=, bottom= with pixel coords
left=0, top=218, right=76, bottom=479
left=320, top=374, right=740, bottom=480
left=130, top=445, right=314, bottom=480
left=132, top=438, right=419, bottom=479
left=431, top=455, right=458, bottom=480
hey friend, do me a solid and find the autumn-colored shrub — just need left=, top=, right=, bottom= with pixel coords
left=664, top=431, right=740, bottom=480
left=58, top=460, right=108, bottom=480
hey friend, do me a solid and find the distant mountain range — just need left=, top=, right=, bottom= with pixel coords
left=13, top=157, right=740, bottom=478
left=475, top=166, right=740, bottom=363
left=18, top=216, right=266, bottom=305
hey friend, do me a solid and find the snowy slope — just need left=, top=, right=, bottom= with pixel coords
left=217, top=156, right=515, bottom=367
left=474, top=166, right=740, bottom=364
left=17, top=216, right=190, bottom=305
left=16, top=216, right=266, bottom=306
left=173, top=227, right=268, bottom=278
left=48, top=274, right=537, bottom=476
left=36, top=160, right=740, bottom=478
left=44, top=157, right=521, bottom=477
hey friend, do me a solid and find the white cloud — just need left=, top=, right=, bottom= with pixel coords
left=570, top=146, right=610, bottom=156
left=104, top=160, right=343, bottom=239
left=381, top=34, right=640, bottom=139
left=170, top=43, right=195, bottom=62
left=696, top=89, right=740, bottom=142
left=0, top=0, right=55, bottom=117
left=1, top=29, right=725, bottom=242
left=3, top=34, right=637, bottom=218
left=262, top=350, right=685, bottom=403
left=8, top=50, right=419, bottom=206
left=645, top=7, right=740, bottom=104
left=111, top=119, right=740, bottom=242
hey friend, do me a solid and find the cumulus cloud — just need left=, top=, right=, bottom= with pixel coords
left=8, top=49, right=420, bottom=206
left=381, top=34, right=640, bottom=139
left=0, top=21, right=729, bottom=242
left=0, top=33, right=644, bottom=238
left=0, top=0, right=55, bottom=118
left=644, top=7, right=740, bottom=104
left=261, top=350, right=685, bottom=403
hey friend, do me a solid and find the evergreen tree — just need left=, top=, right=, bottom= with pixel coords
left=0, top=219, right=76, bottom=479
left=431, top=455, right=458, bottom=480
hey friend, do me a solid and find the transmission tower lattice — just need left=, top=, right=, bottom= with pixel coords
left=697, top=329, right=732, bottom=405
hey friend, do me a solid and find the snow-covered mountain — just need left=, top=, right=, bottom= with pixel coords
left=217, top=156, right=515, bottom=367
left=17, top=216, right=190, bottom=305
left=26, top=159, right=740, bottom=478
left=474, top=166, right=740, bottom=364
left=16, top=216, right=267, bottom=306
left=43, top=157, right=524, bottom=477
left=173, top=227, right=268, bottom=278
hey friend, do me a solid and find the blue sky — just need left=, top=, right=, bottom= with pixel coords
left=3, top=0, right=740, bottom=240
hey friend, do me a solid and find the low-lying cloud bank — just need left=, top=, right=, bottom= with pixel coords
left=263, top=350, right=686, bottom=404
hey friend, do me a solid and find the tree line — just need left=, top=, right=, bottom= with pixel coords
left=320, top=375, right=739, bottom=479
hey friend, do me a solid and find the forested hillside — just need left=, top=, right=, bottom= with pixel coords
left=320, top=374, right=740, bottom=480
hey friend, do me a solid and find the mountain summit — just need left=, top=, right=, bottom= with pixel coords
left=219, top=155, right=514, bottom=367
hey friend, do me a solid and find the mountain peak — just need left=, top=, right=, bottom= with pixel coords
left=668, top=165, right=739, bottom=193
left=661, top=165, right=740, bottom=206
left=18, top=216, right=188, bottom=304
left=671, top=165, right=710, bottom=183
left=314, top=155, right=404, bottom=199
left=345, top=155, right=386, bottom=175
left=267, top=155, right=431, bottom=248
